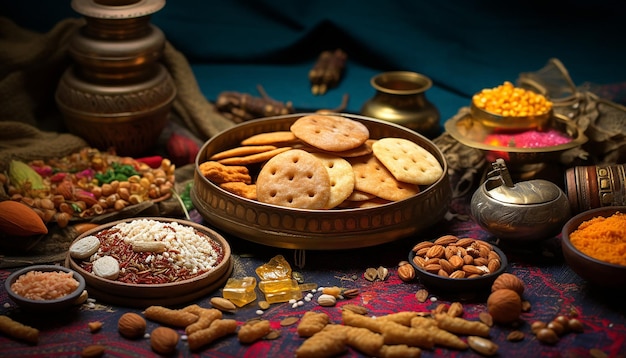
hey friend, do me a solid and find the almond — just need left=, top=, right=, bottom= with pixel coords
left=487, top=259, right=501, bottom=273
left=341, top=304, right=368, bottom=315
left=449, top=270, right=466, bottom=279
left=415, top=289, right=429, bottom=303
left=412, top=255, right=426, bottom=268
left=0, top=201, right=48, bottom=236
left=397, top=264, right=416, bottom=282
left=448, top=255, right=464, bottom=269
left=210, top=297, right=237, bottom=312
left=81, top=344, right=105, bottom=358
left=118, top=312, right=146, bottom=339
left=424, top=263, right=441, bottom=273
left=474, top=257, right=489, bottom=267
left=412, top=241, right=434, bottom=252
left=439, top=258, right=454, bottom=274
left=150, top=326, right=179, bottom=355
left=463, top=264, right=484, bottom=276
left=434, top=235, right=459, bottom=245
left=317, top=294, right=337, bottom=307
left=451, top=238, right=475, bottom=247
left=425, top=244, right=445, bottom=259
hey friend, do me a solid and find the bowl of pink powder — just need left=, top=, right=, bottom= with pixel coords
left=5, top=265, right=86, bottom=312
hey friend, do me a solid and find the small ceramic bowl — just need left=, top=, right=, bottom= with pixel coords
left=408, top=243, right=508, bottom=293
left=5, top=265, right=86, bottom=312
left=561, top=206, right=626, bottom=289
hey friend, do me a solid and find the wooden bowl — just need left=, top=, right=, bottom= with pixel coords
left=561, top=206, right=626, bottom=290
left=66, top=217, right=232, bottom=307
left=192, top=113, right=452, bottom=250
left=5, top=265, right=86, bottom=312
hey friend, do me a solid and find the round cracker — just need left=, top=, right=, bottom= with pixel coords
left=290, top=114, right=369, bottom=152
left=256, top=149, right=331, bottom=209
left=372, top=137, right=443, bottom=185
left=310, top=153, right=355, bottom=209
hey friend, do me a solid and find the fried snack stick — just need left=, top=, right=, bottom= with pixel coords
left=411, top=316, right=468, bottom=350
left=295, top=324, right=347, bottom=358
left=188, top=319, right=238, bottom=351
left=377, top=311, right=420, bottom=326
left=328, top=324, right=384, bottom=357
left=380, top=321, right=435, bottom=349
left=144, top=305, right=199, bottom=328
left=434, top=313, right=490, bottom=337
left=0, top=315, right=39, bottom=345
left=297, top=311, right=330, bottom=337
left=184, top=307, right=223, bottom=335
left=341, top=309, right=383, bottom=333
left=238, top=319, right=271, bottom=344
left=342, top=310, right=433, bottom=349
left=378, top=344, right=422, bottom=358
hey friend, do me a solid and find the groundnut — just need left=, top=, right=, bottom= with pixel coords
left=101, top=183, right=115, bottom=196
left=55, top=212, right=71, bottom=228
left=128, top=175, right=141, bottom=183
left=118, top=187, right=130, bottom=201
left=40, top=198, right=55, bottom=210
left=91, top=186, right=102, bottom=199
left=129, top=194, right=143, bottom=205
left=106, top=194, right=120, bottom=207
left=114, top=199, right=128, bottom=211
left=59, top=202, right=74, bottom=215
left=92, top=204, right=104, bottom=215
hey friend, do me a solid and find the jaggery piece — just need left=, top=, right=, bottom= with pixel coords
left=297, top=311, right=330, bottom=337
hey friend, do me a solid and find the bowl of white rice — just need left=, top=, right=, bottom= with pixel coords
left=65, top=217, right=232, bottom=307
left=5, top=265, right=86, bottom=312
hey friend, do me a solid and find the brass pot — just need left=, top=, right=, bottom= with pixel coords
left=360, top=71, right=440, bottom=137
left=56, top=0, right=174, bottom=156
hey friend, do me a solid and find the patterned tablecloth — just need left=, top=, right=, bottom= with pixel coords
left=1, top=178, right=625, bottom=358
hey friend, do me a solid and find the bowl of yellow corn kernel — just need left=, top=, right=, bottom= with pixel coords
left=470, top=81, right=553, bottom=130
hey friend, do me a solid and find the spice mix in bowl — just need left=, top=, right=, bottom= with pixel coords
left=561, top=206, right=626, bottom=289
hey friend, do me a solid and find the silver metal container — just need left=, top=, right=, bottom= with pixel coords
left=471, top=159, right=571, bottom=242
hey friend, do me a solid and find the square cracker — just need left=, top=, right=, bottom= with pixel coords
left=256, top=149, right=331, bottom=209
left=349, top=154, right=420, bottom=201
left=372, top=137, right=443, bottom=185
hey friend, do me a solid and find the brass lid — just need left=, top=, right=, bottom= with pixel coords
left=486, top=179, right=563, bottom=205
left=71, top=0, right=165, bottom=18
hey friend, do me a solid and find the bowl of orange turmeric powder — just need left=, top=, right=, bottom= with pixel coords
left=561, top=206, right=626, bottom=289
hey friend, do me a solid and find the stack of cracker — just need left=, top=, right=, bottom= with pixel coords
left=199, top=114, right=443, bottom=210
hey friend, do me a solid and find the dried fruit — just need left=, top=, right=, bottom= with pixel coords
left=478, top=312, right=494, bottom=327
left=341, top=304, right=368, bottom=315
left=377, top=266, right=389, bottom=281
left=118, top=312, right=146, bottom=339
left=487, top=289, right=522, bottom=324
left=468, top=336, right=498, bottom=356
left=87, top=321, right=103, bottom=333
left=341, top=288, right=359, bottom=299
left=258, top=301, right=270, bottom=310
left=322, top=286, right=342, bottom=297
left=507, top=330, right=525, bottom=342
left=8, top=160, right=46, bottom=191
left=415, top=289, right=429, bottom=303
left=317, top=294, right=337, bottom=307
left=536, top=327, right=559, bottom=345
left=364, top=268, right=378, bottom=281
left=568, top=318, right=584, bottom=333
left=397, top=264, right=416, bottom=282
left=211, top=297, right=237, bottom=312
left=150, top=326, right=179, bottom=355
left=0, top=200, right=48, bottom=236
left=491, top=273, right=525, bottom=296
left=81, top=344, right=105, bottom=358
left=280, top=317, right=299, bottom=326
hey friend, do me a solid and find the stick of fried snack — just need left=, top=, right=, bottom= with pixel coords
left=295, top=325, right=347, bottom=358
left=341, top=309, right=383, bottom=333
left=434, top=313, right=490, bottom=337
left=378, top=344, right=422, bottom=358
left=411, top=316, right=468, bottom=350
left=0, top=315, right=39, bottom=345
left=238, top=319, right=271, bottom=344
left=144, top=305, right=199, bottom=327
left=380, top=321, right=435, bottom=349
left=185, top=308, right=223, bottom=335
left=377, top=311, right=420, bottom=326
left=297, top=311, right=330, bottom=337
left=334, top=325, right=384, bottom=357
left=188, top=319, right=238, bottom=351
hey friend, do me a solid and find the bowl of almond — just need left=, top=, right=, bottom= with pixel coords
left=192, top=113, right=452, bottom=250
left=408, top=235, right=508, bottom=293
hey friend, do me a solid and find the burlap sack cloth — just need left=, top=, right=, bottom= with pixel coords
left=0, top=17, right=233, bottom=266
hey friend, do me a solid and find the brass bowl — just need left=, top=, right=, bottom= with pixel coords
left=469, top=101, right=552, bottom=131
left=561, top=206, right=626, bottom=290
left=445, top=112, right=587, bottom=167
left=66, top=217, right=232, bottom=307
left=192, top=113, right=452, bottom=250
